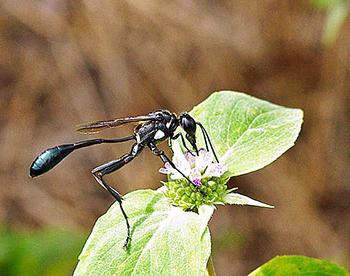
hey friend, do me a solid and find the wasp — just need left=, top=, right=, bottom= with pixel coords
left=30, top=110, right=218, bottom=248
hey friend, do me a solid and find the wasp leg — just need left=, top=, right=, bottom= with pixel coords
left=91, top=143, right=143, bottom=248
left=196, top=122, right=219, bottom=163
left=168, top=139, right=174, bottom=154
left=148, top=143, right=205, bottom=195
left=171, top=133, right=195, bottom=156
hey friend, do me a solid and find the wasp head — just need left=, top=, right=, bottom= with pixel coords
left=179, top=113, right=198, bottom=154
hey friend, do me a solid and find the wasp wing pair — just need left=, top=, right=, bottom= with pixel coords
left=76, top=115, right=157, bottom=133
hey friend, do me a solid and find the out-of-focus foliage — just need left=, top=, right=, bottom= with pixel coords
left=0, top=227, right=85, bottom=276
left=311, top=0, right=350, bottom=45
left=211, top=229, right=245, bottom=253
left=311, top=0, right=341, bottom=8
left=249, top=255, right=349, bottom=275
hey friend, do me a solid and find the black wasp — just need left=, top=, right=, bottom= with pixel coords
left=30, top=110, right=218, bottom=248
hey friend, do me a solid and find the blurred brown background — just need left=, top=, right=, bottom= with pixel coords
left=1, top=1, right=349, bottom=275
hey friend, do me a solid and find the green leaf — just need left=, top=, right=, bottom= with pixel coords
left=224, top=192, right=274, bottom=208
left=74, top=189, right=213, bottom=276
left=190, top=91, right=303, bottom=177
left=248, top=255, right=349, bottom=276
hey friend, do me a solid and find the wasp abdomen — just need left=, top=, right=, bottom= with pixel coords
left=30, top=144, right=75, bottom=177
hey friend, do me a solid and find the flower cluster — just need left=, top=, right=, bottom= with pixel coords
left=159, top=146, right=229, bottom=210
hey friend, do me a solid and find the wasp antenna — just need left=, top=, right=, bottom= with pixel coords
left=196, top=122, right=219, bottom=162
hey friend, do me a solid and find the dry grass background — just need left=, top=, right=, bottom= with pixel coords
left=0, top=1, right=349, bottom=275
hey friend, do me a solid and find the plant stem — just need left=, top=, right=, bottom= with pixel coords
left=207, top=255, right=216, bottom=276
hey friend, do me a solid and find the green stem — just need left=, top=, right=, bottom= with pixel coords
left=207, top=255, right=216, bottom=276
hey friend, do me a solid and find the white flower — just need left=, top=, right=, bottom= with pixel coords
left=160, top=142, right=273, bottom=209
left=159, top=143, right=227, bottom=187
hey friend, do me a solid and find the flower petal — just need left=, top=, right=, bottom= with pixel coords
left=173, top=150, right=191, bottom=176
left=205, top=163, right=227, bottom=177
left=159, top=145, right=227, bottom=182
left=192, top=178, right=202, bottom=187
left=188, top=168, right=202, bottom=187
left=196, top=149, right=213, bottom=172
left=184, top=151, right=196, bottom=168
left=159, top=168, right=169, bottom=174
left=159, top=162, right=173, bottom=174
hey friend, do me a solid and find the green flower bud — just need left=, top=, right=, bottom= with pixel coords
left=190, top=192, right=197, bottom=201
left=163, top=175, right=228, bottom=210
left=208, top=181, right=216, bottom=188
left=177, top=188, right=185, bottom=196
left=185, top=187, right=192, bottom=196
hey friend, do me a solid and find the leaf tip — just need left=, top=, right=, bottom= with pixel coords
left=224, top=193, right=274, bottom=209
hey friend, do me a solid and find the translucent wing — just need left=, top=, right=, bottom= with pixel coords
left=77, top=115, right=156, bottom=133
